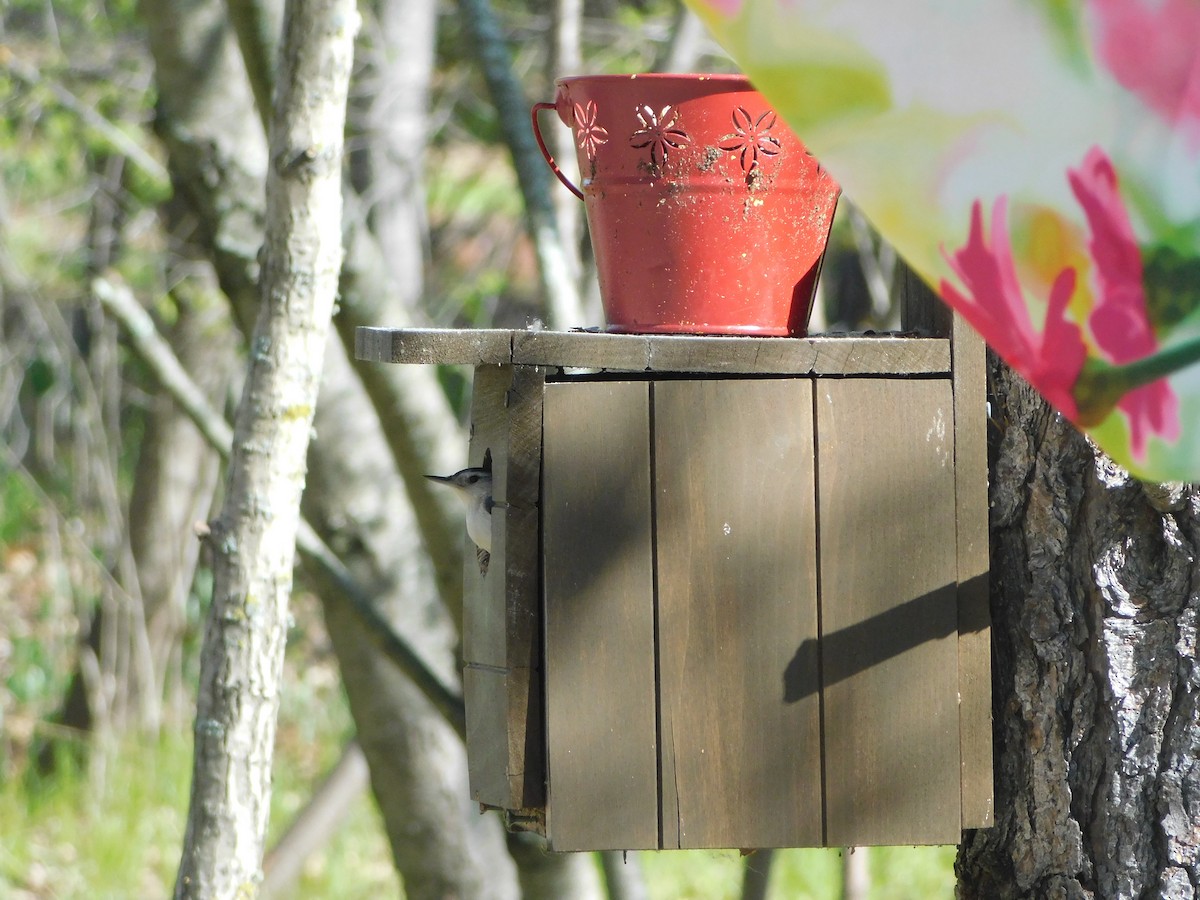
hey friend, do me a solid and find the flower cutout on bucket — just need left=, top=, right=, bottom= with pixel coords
left=573, top=101, right=609, bottom=162
left=718, top=108, right=782, bottom=174
left=630, top=105, right=690, bottom=167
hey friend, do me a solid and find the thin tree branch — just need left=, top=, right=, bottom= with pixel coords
left=222, top=0, right=282, bottom=135
left=93, top=279, right=234, bottom=451
left=456, top=0, right=584, bottom=327
left=847, top=205, right=896, bottom=325
left=95, top=275, right=467, bottom=737
left=653, top=3, right=707, bottom=74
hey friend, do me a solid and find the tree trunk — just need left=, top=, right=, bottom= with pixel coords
left=138, top=0, right=519, bottom=890
left=506, top=832, right=605, bottom=900
left=173, top=0, right=357, bottom=893
left=956, top=357, right=1200, bottom=899
left=302, top=336, right=520, bottom=899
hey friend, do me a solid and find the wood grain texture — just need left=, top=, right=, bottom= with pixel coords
left=463, top=365, right=544, bottom=670
left=463, top=664, right=538, bottom=813
left=542, top=380, right=659, bottom=851
left=654, top=379, right=822, bottom=849
left=355, top=326, right=514, bottom=365
left=898, top=262, right=954, bottom=338
left=464, top=364, right=546, bottom=810
left=951, top=312, right=994, bottom=829
left=464, top=365, right=508, bottom=667
left=817, top=378, right=961, bottom=847
left=356, top=327, right=951, bottom=375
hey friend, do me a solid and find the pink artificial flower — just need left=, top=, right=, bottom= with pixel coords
left=941, top=198, right=1088, bottom=419
left=1089, top=0, right=1200, bottom=149
left=1069, top=146, right=1181, bottom=458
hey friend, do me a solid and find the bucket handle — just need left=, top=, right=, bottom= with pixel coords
left=531, top=102, right=585, bottom=201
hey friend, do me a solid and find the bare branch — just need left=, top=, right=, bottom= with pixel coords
left=93, top=279, right=234, bottom=451
left=222, top=0, right=283, bottom=134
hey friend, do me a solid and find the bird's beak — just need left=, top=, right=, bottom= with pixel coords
left=425, top=474, right=454, bottom=485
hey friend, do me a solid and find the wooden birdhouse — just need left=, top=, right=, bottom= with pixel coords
left=355, top=284, right=993, bottom=851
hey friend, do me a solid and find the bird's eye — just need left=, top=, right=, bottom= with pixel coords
left=467, top=474, right=479, bottom=484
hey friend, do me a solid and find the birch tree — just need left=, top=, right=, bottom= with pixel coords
left=173, top=0, right=359, bottom=892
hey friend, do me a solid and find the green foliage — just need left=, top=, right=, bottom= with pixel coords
left=0, top=472, right=78, bottom=749
left=436, top=364, right=474, bottom=418
left=0, top=470, right=41, bottom=545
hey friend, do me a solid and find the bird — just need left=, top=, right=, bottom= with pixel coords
left=426, top=466, right=494, bottom=574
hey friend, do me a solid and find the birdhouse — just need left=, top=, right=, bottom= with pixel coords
left=355, top=282, right=993, bottom=851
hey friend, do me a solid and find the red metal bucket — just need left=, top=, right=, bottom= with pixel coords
left=532, top=74, right=839, bottom=336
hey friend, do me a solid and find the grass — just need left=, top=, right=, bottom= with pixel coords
left=0, top=729, right=956, bottom=898
left=0, top=729, right=399, bottom=899
left=640, top=845, right=956, bottom=899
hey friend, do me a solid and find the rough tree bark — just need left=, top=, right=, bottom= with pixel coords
left=956, top=357, right=1200, bottom=899
left=172, top=0, right=358, bottom=893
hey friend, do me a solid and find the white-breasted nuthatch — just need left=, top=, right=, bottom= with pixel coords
left=426, top=467, right=493, bottom=574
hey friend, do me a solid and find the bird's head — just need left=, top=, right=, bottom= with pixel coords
left=425, top=467, right=492, bottom=502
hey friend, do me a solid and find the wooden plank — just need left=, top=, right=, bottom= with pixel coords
left=898, top=261, right=954, bottom=337
left=952, top=312, right=993, bottom=829
left=464, top=664, right=540, bottom=818
left=514, top=331, right=949, bottom=375
left=464, top=365, right=509, bottom=668
left=640, top=335, right=947, bottom=376
left=358, top=326, right=951, bottom=375
left=463, top=365, right=546, bottom=811
left=464, top=365, right=544, bottom=671
left=355, top=326, right=514, bottom=365
left=464, top=665, right=509, bottom=806
left=654, top=379, right=822, bottom=849
left=542, top=380, right=658, bottom=851
left=817, top=378, right=961, bottom=847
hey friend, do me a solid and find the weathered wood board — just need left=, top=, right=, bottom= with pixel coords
left=463, top=665, right=539, bottom=811
left=463, top=364, right=546, bottom=811
left=355, top=326, right=951, bottom=376
left=816, top=378, right=962, bottom=846
left=654, top=379, right=823, bottom=849
left=542, top=381, right=659, bottom=851
left=952, top=313, right=994, bottom=829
